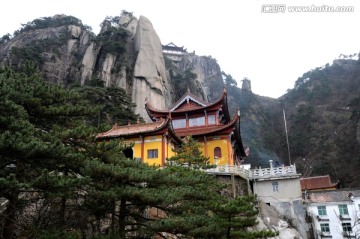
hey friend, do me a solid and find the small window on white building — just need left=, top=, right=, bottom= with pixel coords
left=342, top=223, right=352, bottom=232
left=320, top=223, right=330, bottom=233
left=339, top=204, right=349, bottom=215
left=272, top=182, right=279, bottom=192
left=317, top=206, right=327, bottom=216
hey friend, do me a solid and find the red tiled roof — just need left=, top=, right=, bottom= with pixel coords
left=96, top=119, right=168, bottom=139
left=300, top=175, right=339, bottom=191
left=307, top=189, right=360, bottom=203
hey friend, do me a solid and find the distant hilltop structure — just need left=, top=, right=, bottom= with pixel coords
left=241, top=77, right=251, bottom=92
left=162, top=42, right=187, bottom=62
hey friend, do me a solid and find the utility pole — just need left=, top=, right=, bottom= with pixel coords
left=283, top=109, right=292, bottom=165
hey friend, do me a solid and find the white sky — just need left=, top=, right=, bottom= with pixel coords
left=1, top=0, right=360, bottom=98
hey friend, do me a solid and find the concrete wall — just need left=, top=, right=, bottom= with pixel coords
left=253, top=177, right=302, bottom=203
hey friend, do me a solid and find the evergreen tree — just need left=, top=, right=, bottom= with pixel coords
left=214, top=196, right=278, bottom=239
left=166, top=137, right=277, bottom=239
left=171, top=68, right=197, bottom=100
left=146, top=165, right=225, bottom=238
left=75, top=83, right=141, bottom=128
left=82, top=138, right=225, bottom=238
left=167, top=136, right=214, bottom=169
left=0, top=63, right=97, bottom=238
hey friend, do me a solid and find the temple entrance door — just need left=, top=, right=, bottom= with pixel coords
left=123, top=147, right=133, bottom=159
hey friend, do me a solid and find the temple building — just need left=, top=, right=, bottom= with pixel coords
left=96, top=89, right=247, bottom=167
left=96, top=118, right=182, bottom=166
left=162, top=42, right=187, bottom=62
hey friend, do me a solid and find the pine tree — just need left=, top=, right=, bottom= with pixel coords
left=81, top=137, right=226, bottom=238
left=145, top=165, right=225, bottom=238
left=76, top=81, right=141, bottom=128
left=167, top=136, right=214, bottom=169
left=214, top=196, right=278, bottom=239
left=166, top=137, right=277, bottom=238
left=0, top=63, right=97, bottom=238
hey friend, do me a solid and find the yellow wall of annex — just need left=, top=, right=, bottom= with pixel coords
left=128, top=137, right=141, bottom=160
left=166, top=141, right=176, bottom=161
left=123, top=134, right=232, bottom=167
left=143, top=135, right=163, bottom=166
left=207, top=136, right=232, bottom=166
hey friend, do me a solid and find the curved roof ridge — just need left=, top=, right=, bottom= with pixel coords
left=145, top=88, right=228, bottom=121
left=96, top=118, right=168, bottom=139
left=169, top=90, right=209, bottom=112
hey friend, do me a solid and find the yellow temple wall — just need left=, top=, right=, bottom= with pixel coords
left=166, top=141, right=176, bottom=162
left=206, top=136, right=233, bottom=166
left=119, top=134, right=233, bottom=167
left=143, top=135, right=163, bottom=166
left=127, top=137, right=142, bottom=160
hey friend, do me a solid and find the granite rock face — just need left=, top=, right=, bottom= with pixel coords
left=0, top=23, right=91, bottom=86
left=0, top=13, right=174, bottom=122
left=179, top=54, right=223, bottom=101
left=133, top=16, right=172, bottom=121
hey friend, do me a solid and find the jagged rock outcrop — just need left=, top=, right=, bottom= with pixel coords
left=0, top=22, right=91, bottom=86
left=132, top=16, right=172, bottom=121
left=0, top=13, right=173, bottom=122
left=254, top=202, right=305, bottom=239
left=178, top=54, right=224, bottom=101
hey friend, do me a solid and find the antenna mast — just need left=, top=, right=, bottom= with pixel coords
left=283, top=109, right=292, bottom=165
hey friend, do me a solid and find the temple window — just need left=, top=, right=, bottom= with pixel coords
left=214, top=147, right=222, bottom=158
left=147, top=149, right=158, bottom=159
left=173, top=119, right=186, bottom=129
left=189, top=116, right=205, bottom=127
left=208, top=115, right=216, bottom=125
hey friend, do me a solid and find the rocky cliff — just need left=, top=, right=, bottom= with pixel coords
left=0, top=12, right=173, bottom=122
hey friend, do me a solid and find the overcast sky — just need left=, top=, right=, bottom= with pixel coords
left=1, top=0, right=360, bottom=98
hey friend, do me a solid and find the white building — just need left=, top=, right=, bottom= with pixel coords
left=250, top=160, right=302, bottom=204
left=249, top=160, right=307, bottom=238
left=305, top=189, right=360, bottom=238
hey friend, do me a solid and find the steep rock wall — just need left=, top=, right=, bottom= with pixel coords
left=172, top=53, right=224, bottom=102
left=0, top=24, right=91, bottom=86
left=0, top=14, right=173, bottom=122
left=133, top=16, right=172, bottom=121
